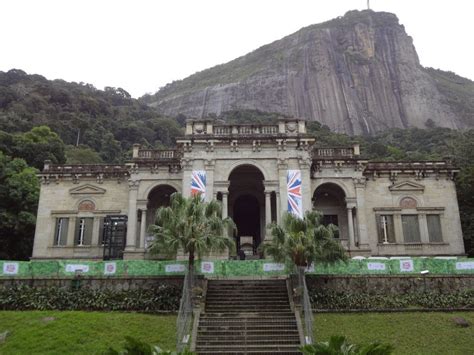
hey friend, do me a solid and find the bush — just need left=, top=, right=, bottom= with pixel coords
left=309, top=289, right=474, bottom=310
left=0, top=284, right=181, bottom=312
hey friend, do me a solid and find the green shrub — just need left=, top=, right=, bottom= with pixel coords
left=309, top=289, right=474, bottom=310
left=0, top=284, right=181, bottom=312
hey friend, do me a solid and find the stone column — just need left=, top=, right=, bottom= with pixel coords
left=300, top=160, right=312, bottom=215
left=265, top=190, right=272, bottom=228
left=205, top=160, right=215, bottom=202
left=125, top=180, right=139, bottom=251
left=347, top=206, right=355, bottom=250
left=354, top=180, right=369, bottom=249
left=139, top=208, right=147, bottom=249
left=276, top=191, right=281, bottom=224
left=278, top=159, right=288, bottom=221
left=222, top=192, right=229, bottom=219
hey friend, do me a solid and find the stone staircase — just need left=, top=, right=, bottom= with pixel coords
left=195, top=279, right=301, bottom=355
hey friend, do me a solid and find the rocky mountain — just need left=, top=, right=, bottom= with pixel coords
left=143, top=10, right=473, bottom=135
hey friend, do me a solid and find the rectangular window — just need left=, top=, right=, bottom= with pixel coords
left=377, top=215, right=395, bottom=243
left=322, top=215, right=339, bottom=238
left=427, top=214, right=443, bottom=242
left=402, top=215, right=421, bottom=243
left=75, top=217, right=93, bottom=246
left=54, top=218, right=69, bottom=246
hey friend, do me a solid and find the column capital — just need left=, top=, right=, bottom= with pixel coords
left=263, top=179, right=278, bottom=190
left=128, top=179, right=139, bottom=190
left=345, top=197, right=357, bottom=209
left=214, top=180, right=230, bottom=191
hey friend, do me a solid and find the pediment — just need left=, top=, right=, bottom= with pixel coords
left=69, top=184, right=106, bottom=195
left=389, top=181, right=424, bottom=192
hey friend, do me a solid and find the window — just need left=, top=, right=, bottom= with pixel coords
left=427, top=214, right=443, bottom=242
left=322, top=215, right=339, bottom=238
left=402, top=215, right=421, bottom=243
left=377, top=215, right=395, bottom=243
left=75, top=217, right=93, bottom=246
left=54, top=218, right=69, bottom=246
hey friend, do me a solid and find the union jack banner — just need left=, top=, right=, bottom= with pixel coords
left=287, top=170, right=303, bottom=218
left=191, top=170, right=206, bottom=198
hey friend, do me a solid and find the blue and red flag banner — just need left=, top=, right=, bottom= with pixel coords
left=191, top=170, right=206, bottom=198
left=287, top=169, right=303, bottom=218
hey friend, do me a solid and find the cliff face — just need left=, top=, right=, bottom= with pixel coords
left=145, top=10, right=469, bottom=135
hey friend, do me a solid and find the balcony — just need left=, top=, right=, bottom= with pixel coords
left=135, top=148, right=182, bottom=160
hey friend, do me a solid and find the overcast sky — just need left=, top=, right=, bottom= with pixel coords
left=1, top=0, right=473, bottom=98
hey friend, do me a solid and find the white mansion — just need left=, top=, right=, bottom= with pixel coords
left=32, top=119, right=465, bottom=260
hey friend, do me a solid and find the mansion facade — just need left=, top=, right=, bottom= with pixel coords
left=32, top=119, right=465, bottom=260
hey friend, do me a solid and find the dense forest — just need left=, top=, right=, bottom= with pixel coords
left=0, top=70, right=472, bottom=259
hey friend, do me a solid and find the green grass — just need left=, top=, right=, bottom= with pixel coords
left=314, top=312, right=474, bottom=355
left=0, top=311, right=177, bottom=355
left=1, top=311, right=473, bottom=354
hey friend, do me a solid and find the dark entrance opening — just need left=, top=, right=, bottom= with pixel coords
left=233, top=194, right=261, bottom=255
left=102, top=215, right=128, bottom=260
left=146, top=185, right=177, bottom=227
left=228, top=164, right=265, bottom=259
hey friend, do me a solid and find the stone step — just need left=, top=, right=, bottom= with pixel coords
left=198, top=330, right=298, bottom=337
left=197, top=339, right=300, bottom=346
left=198, top=323, right=297, bottom=335
left=206, top=293, right=288, bottom=298
left=196, top=279, right=300, bottom=353
left=206, top=302, right=290, bottom=307
left=195, top=344, right=300, bottom=352
left=205, top=306, right=291, bottom=312
left=201, top=311, right=296, bottom=317
left=198, top=353, right=300, bottom=355
left=197, top=333, right=299, bottom=340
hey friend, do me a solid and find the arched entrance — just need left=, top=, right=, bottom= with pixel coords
left=145, top=184, right=177, bottom=232
left=313, top=183, right=347, bottom=240
left=228, top=165, right=265, bottom=258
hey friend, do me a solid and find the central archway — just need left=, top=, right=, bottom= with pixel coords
left=228, top=164, right=265, bottom=259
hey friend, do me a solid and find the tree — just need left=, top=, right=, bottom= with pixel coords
left=65, top=145, right=103, bottom=164
left=11, top=126, right=66, bottom=169
left=262, top=211, right=347, bottom=269
left=300, top=335, right=394, bottom=355
left=262, top=211, right=347, bottom=344
left=0, top=151, right=39, bottom=260
left=149, top=193, right=235, bottom=275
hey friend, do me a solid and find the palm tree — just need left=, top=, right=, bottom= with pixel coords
left=262, top=210, right=347, bottom=268
left=262, top=210, right=347, bottom=344
left=148, top=193, right=235, bottom=276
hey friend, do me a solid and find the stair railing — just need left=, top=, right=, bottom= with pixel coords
left=297, top=266, right=314, bottom=344
left=176, top=266, right=195, bottom=352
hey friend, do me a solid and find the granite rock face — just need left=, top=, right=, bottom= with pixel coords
left=147, top=10, right=465, bottom=134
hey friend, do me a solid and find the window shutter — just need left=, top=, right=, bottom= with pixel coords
left=98, top=217, right=105, bottom=245
left=83, top=218, right=94, bottom=245
left=402, top=215, right=421, bottom=242
left=427, top=215, right=443, bottom=242
left=59, top=218, right=69, bottom=245
left=74, top=219, right=82, bottom=245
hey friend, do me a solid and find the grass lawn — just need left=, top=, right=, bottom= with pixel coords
left=0, top=311, right=473, bottom=354
left=314, top=312, right=474, bottom=355
left=0, top=311, right=177, bottom=355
